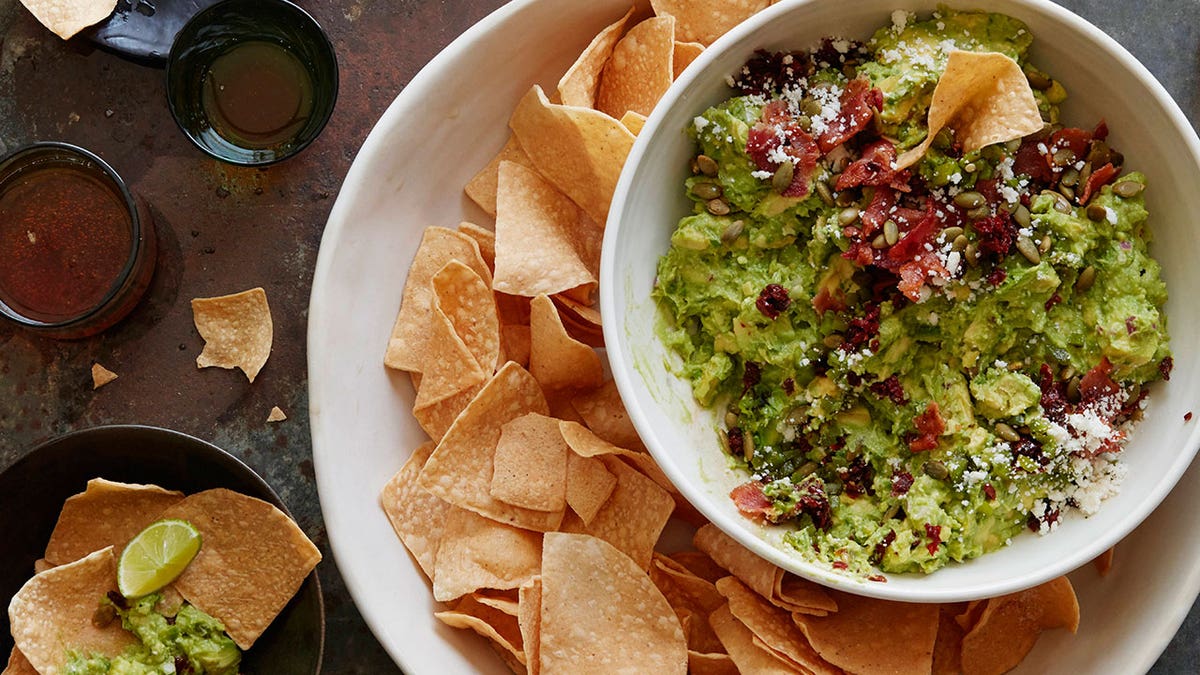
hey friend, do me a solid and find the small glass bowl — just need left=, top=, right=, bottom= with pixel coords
left=0, top=142, right=156, bottom=340
left=165, top=0, right=339, bottom=166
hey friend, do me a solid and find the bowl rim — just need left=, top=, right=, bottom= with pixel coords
left=0, top=423, right=326, bottom=673
left=601, top=0, right=1200, bottom=603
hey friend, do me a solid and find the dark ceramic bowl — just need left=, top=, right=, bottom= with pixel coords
left=165, top=0, right=338, bottom=165
left=0, top=142, right=156, bottom=339
left=0, top=425, right=324, bottom=674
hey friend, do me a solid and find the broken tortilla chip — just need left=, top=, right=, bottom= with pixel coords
left=44, top=479, right=184, bottom=567
left=412, top=288, right=489, bottom=410
left=960, top=576, right=1079, bottom=675
left=596, top=15, right=676, bottom=119
left=558, top=6, right=637, bottom=109
left=715, top=576, right=838, bottom=674
left=562, top=456, right=673, bottom=570
left=620, top=110, right=648, bottom=136
left=694, top=523, right=836, bottom=616
left=518, top=578, right=542, bottom=675
left=540, top=533, right=687, bottom=672
left=380, top=442, right=449, bottom=581
left=385, top=227, right=491, bottom=373
left=9, top=547, right=137, bottom=675
left=490, top=413, right=569, bottom=513
left=457, top=222, right=496, bottom=271
left=895, top=50, right=1044, bottom=170
left=432, top=507, right=542, bottom=602
left=435, top=593, right=526, bottom=666
left=19, top=0, right=117, bottom=40
left=794, top=589, right=938, bottom=675
left=688, top=650, right=737, bottom=675
left=160, top=488, right=321, bottom=650
left=570, top=380, right=645, bottom=449
left=649, top=0, right=771, bottom=45
left=418, top=362, right=565, bottom=531
left=529, top=294, right=604, bottom=392
left=413, top=382, right=486, bottom=443
left=509, top=85, right=636, bottom=225
left=494, top=161, right=597, bottom=299
left=90, top=363, right=117, bottom=389
left=192, top=287, right=273, bottom=383
left=266, top=406, right=287, bottom=423
left=564, top=451, right=617, bottom=525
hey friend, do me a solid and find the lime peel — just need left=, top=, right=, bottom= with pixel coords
left=118, top=518, right=202, bottom=598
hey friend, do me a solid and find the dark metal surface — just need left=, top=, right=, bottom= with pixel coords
left=0, top=1, right=1197, bottom=673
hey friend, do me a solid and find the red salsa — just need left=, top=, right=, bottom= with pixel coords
left=0, top=164, right=133, bottom=323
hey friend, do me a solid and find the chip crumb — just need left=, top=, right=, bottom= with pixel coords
left=91, top=363, right=118, bottom=390
left=267, top=406, right=287, bottom=423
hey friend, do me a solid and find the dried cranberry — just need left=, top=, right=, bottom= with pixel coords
left=726, top=427, right=745, bottom=457
left=891, top=471, right=914, bottom=497
left=924, top=523, right=943, bottom=556
left=782, top=377, right=795, bottom=395
left=983, top=483, right=997, bottom=501
left=1037, top=363, right=1070, bottom=424
left=1012, top=437, right=1048, bottom=469
left=908, top=403, right=946, bottom=452
left=731, top=50, right=814, bottom=97
left=870, top=529, right=897, bottom=565
left=1160, top=356, right=1174, bottom=382
left=973, top=213, right=1017, bottom=259
left=1045, top=293, right=1063, bottom=312
left=986, top=267, right=1008, bottom=287
left=839, top=456, right=874, bottom=498
left=870, top=375, right=908, bottom=405
left=756, top=283, right=791, bottom=319
left=742, top=361, right=762, bottom=390
left=841, top=302, right=881, bottom=352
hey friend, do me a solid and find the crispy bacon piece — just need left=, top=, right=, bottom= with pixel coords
left=730, top=481, right=774, bottom=520
left=1080, top=357, right=1120, bottom=403
left=1013, top=135, right=1054, bottom=184
left=1078, top=162, right=1117, bottom=204
left=816, top=79, right=882, bottom=153
left=746, top=101, right=821, bottom=197
left=813, top=287, right=846, bottom=316
left=895, top=252, right=949, bottom=303
left=859, top=186, right=898, bottom=238
left=835, top=140, right=910, bottom=191
left=1093, top=119, right=1109, bottom=141
left=730, top=479, right=832, bottom=529
left=908, top=402, right=946, bottom=452
left=887, top=203, right=940, bottom=263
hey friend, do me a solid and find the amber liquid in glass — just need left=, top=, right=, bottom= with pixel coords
left=200, top=40, right=316, bottom=150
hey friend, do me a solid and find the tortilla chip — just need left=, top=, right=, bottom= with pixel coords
left=933, top=602, right=968, bottom=675
left=90, top=363, right=117, bottom=389
left=596, top=16, right=676, bottom=119
left=1093, top=546, right=1115, bottom=576
left=19, top=0, right=117, bottom=40
left=432, top=507, right=542, bottom=602
left=473, top=590, right=521, bottom=617
left=457, top=222, right=496, bottom=271
left=433, top=260, right=501, bottom=374
left=435, top=593, right=526, bottom=665
left=419, top=362, right=565, bottom=531
left=620, top=110, right=648, bottom=136
left=4, top=648, right=37, bottom=675
left=32, top=559, right=52, bottom=574
left=412, top=288, right=488, bottom=409
left=715, top=576, right=838, bottom=674
left=465, top=136, right=538, bottom=217
left=494, top=161, right=597, bottom=299
left=673, top=41, right=704, bottom=78
left=558, top=6, right=637, bottom=109
left=518, top=578, right=543, bottom=675
left=562, top=456, right=673, bottom=570
left=490, top=413, right=569, bottom=512
left=570, top=380, right=644, bottom=450
left=671, top=550, right=728, bottom=584
left=651, top=553, right=725, bottom=615
left=708, top=604, right=796, bottom=675
left=960, top=577, right=1079, bottom=675
left=528, top=295, right=604, bottom=393
left=500, top=324, right=532, bottom=368
left=794, top=590, right=938, bottom=675
left=688, top=651, right=738, bottom=675
left=44, top=478, right=184, bottom=566
left=509, top=85, right=636, bottom=225
left=380, top=442, right=449, bottom=580
left=565, top=451, right=617, bottom=525
left=192, top=287, right=273, bottom=382
left=539, top=533, right=687, bottom=672
left=266, top=406, right=287, bottom=422
left=160, top=488, right=321, bottom=650
left=895, top=50, right=1045, bottom=170
left=9, top=548, right=137, bottom=675
left=649, top=0, right=771, bottom=45
left=384, top=227, right=491, bottom=372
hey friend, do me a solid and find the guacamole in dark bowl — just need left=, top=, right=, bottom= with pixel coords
left=654, top=8, right=1171, bottom=576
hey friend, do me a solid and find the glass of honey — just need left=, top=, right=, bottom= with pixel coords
left=165, top=0, right=338, bottom=166
left=0, top=143, right=157, bottom=339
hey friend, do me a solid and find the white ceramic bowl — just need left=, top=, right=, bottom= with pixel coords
left=602, top=0, right=1200, bottom=603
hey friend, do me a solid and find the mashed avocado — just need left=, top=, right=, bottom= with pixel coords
left=655, top=8, right=1170, bottom=575
left=66, top=594, right=240, bottom=675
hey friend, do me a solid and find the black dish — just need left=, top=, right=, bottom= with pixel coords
left=85, top=0, right=222, bottom=64
left=0, top=425, right=324, bottom=674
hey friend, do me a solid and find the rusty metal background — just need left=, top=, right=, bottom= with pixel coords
left=0, top=0, right=1197, bottom=672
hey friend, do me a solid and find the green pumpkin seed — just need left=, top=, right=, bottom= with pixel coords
left=838, top=207, right=860, bottom=226
left=1060, top=167, right=1080, bottom=187
left=772, top=160, right=795, bottom=193
left=696, top=154, right=719, bottom=176
left=1067, top=376, right=1082, bottom=403
left=725, top=411, right=739, bottom=427
left=1039, top=235, right=1052, bottom=254
left=691, top=181, right=723, bottom=200
left=1086, top=203, right=1107, bottom=221
left=815, top=181, right=834, bottom=206
left=967, top=205, right=990, bottom=220
left=1026, top=70, right=1052, bottom=90
left=721, top=219, right=745, bottom=242
left=884, top=220, right=899, bottom=246
left=1052, top=147, right=1076, bottom=167
left=923, top=460, right=949, bottom=480
left=994, top=422, right=1021, bottom=442
left=742, top=433, right=755, bottom=461
left=964, top=243, right=978, bottom=265
left=1013, top=204, right=1032, bottom=229
left=942, top=226, right=964, bottom=241
left=952, top=234, right=969, bottom=251
left=823, top=333, right=845, bottom=348
left=1113, top=180, right=1144, bottom=198
left=707, top=198, right=731, bottom=216
left=1058, top=184, right=1075, bottom=201
left=795, top=461, right=820, bottom=479
left=872, top=233, right=888, bottom=249
left=1016, top=235, right=1041, bottom=264
left=1075, top=265, right=1096, bottom=292
left=953, top=191, right=986, bottom=209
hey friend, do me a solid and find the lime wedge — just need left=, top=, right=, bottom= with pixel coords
left=118, top=519, right=202, bottom=598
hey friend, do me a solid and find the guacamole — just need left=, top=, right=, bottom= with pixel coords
left=654, top=8, right=1171, bottom=575
left=66, top=594, right=240, bottom=675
